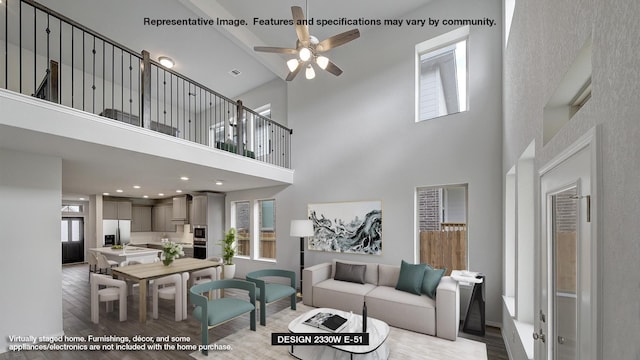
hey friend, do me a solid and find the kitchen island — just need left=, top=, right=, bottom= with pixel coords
left=90, top=246, right=161, bottom=266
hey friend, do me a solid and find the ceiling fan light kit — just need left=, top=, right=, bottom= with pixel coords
left=254, top=6, right=360, bottom=81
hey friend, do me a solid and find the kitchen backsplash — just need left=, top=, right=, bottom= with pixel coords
left=130, top=224, right=193, bottom=245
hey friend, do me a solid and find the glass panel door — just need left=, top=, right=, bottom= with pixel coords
left=552, top=188, right=578, bottom=360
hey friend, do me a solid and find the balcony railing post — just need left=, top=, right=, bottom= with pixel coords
left=236, top=99, right=244, bottom=156
left=140, top=50, right=151, bottom=129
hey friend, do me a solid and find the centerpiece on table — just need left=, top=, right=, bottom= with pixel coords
left=161, top=239, right=185, bottom=266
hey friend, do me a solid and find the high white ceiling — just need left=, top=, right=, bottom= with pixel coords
left=8, top=0, right=433, bottom=200
left=37, top=0, right=433, bottom=97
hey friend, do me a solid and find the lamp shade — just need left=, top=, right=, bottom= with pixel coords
left=290, top=220, right=314, bottom=237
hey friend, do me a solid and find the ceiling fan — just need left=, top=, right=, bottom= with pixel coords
left=254, top=6, right=360, bottom=81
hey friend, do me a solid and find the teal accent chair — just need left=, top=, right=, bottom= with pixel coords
left=190, top=279, right=256, bottom=355
left=246, top=269, right=297, bottom=326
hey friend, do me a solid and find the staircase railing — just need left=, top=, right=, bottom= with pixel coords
left=0, top=0, right=292, bottom=168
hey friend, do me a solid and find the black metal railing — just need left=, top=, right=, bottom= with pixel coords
left=0, top=0, right=291, bottom=168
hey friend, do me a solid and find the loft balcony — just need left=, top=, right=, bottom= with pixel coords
left=0, top=0, right=292, bottom=174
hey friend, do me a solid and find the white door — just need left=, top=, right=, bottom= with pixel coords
left=536, top=130, right=599, bottom=360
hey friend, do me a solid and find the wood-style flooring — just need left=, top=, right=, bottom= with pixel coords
left=1, top=264, right=509, bottom=360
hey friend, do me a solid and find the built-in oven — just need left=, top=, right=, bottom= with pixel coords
left=193, top=226, right=207, bottom=259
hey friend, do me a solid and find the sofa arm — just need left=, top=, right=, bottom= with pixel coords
left=436, top=276, right=460, bottom=340
left=302, top=262, right=332, bottom=306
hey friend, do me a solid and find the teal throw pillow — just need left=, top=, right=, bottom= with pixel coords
left=421, top=264, right=446, bottom=299
left=395, top=260, right=427, bottom=295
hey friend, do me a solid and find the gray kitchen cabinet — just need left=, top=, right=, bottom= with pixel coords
left=152, top=203, right=175, bottom=232
left=131, top=205, right=152, bottom=232
left=182, top=246, right=193, bottom=258
left=172, top=196, right=188, bottom=221
left=191, top=195, right=207, bottom=226
left=103, top=200, right=132, bottom=220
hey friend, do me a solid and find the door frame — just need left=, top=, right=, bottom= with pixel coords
left=536, top=126, right=601, bottom=359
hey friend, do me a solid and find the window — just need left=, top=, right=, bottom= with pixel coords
left=61, top=204, right=83, bottom=213
left=417, top=185, right=468, bottom=272
left=233, top=201, right=251, bottom=257
left=258, top=199, right=276, bottom=260
left=416, top=26, right=469, bottom=122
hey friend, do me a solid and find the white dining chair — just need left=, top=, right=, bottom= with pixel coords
left=190, top=266, right=222, bottom=299
left=90, top=273, right=127, bottom=323
left=88, top=251, right=99, bottom=281
left=96, top=253, right=118, bottom=275
left=152, top=272, right=190, bottom=321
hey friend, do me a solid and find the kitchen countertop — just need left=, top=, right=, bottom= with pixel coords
left=141, top=241, right=193, bottom=248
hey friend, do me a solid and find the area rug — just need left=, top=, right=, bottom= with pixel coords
left=190, top=304, right=487, bottom=359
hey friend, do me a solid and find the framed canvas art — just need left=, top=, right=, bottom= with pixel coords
left=307, top=200, right=382, bottom=255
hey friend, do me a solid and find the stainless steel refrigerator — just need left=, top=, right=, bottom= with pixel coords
left=103, top=220, right=131, bottom=246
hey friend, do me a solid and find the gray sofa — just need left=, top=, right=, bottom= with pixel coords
left=303, top=259, right=460, bottom=340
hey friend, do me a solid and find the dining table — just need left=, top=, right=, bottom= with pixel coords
left=111, top=258, right=220, bottom=322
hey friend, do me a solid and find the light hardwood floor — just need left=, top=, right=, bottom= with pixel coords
left=0, top=264, right=508, bottom=360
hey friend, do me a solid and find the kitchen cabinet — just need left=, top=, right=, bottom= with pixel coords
left=152, top=203, right=175, bottom=232
left=183, top=246, right=193, bottom=258
left=172, top=196, right=188, bottom=221
left=131, top=205, right=152, bottom=232
left=103, top=200, right=132, bottom=220
left=191, top=195, right=207, bottom=226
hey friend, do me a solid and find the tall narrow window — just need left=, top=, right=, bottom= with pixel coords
left=417, top=185, right=468, bottom=273
left=416, top=26, right=469, bottom=122
left=233, top=201, right=251, bottom=257
left=258, top=199, right=276, bottom=260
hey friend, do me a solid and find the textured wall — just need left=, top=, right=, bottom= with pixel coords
left=503, top=0, right=640, bottom=358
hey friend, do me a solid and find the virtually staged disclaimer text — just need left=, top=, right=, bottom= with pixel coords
left=6, top=335, right=231, bottom=352
left=143, top=17, right=497, bottom=28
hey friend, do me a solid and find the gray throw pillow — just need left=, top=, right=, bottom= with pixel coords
left=334, top=262, right=366, bottom=284
left=395, top=260, right=427, bottom=295
left=421, top=264, right=446, bottom=299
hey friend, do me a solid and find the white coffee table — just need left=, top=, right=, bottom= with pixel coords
left=288, top=307, right=390, bottom=360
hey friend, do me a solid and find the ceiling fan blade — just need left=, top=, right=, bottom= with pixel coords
left=316, top=29, right=361, bottom=52
left=254, top=46, right=298, bottom=55
left=323, top=60, right=343, bottom=76
left=285, top=65, right=302, bottom=81
left=291, top=6, right=310, bottom=46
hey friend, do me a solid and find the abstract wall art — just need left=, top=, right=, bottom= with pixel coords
left=307, top=200, right=382, bottom=255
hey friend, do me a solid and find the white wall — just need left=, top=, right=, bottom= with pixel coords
left=0, top=148, right=63, bottom=353
left=503, top=0, right=640, bottom=358
left=234, top=78, right=288, bottom=127
left=228, top=0, right=503, bottom=324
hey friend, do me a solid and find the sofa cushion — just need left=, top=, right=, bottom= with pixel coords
left=366, top=286, right=436, bottom=335
left=421, top=265, right=447, bottom=299
left=313, top=279, right=376, bottom=314
left=331, top=259, right=379, bottom=285
left=378, top=264, right=400, bottom=287
left=395, top=260, right=427, bottom=295
left=334, top=262, right=366, bottom=284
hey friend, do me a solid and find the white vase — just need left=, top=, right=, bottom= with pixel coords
left=223, top=264, right=236, bottom=279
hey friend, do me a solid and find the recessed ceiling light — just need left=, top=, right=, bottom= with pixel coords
left=215, top=180, right=224, bottom=186
left=180, top=176, right=189, bottom=181
left=103, top=192, right=110, bottom=196
left=143, top=195, right=149, bottom=198
left=116, top=189, right=124, bottom=193
left=158, top=56, right=175, bottom=69
left=158, top=193, right=165, bottom=196
left=176, top=189, right=183, bottom=193
left=133, top=185, right=141, bottom=189
left=79, top=197, right=86, bottom=201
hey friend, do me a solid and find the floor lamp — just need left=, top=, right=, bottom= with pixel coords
left=290, top=220, right=314, bottom=297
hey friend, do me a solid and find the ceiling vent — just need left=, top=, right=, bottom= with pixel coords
left=229, top=69, right=242, bottom=77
